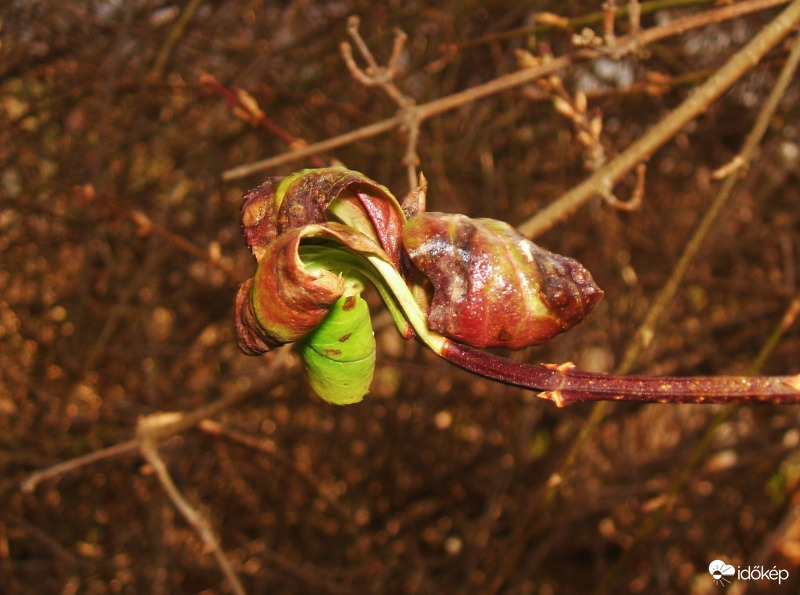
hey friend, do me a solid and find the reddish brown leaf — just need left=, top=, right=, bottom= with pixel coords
left=403, top=213, right=603, bottom=349
left=235, top=222, right=393, bottom=355
left=239, top=167, right=405, bottom=266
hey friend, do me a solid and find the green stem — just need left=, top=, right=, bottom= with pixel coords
left=364, top=255, right=447, bottom=353
left=299, top=244, right=413, bottom=338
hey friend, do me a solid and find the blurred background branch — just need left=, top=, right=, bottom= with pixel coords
left=2, top=1, right=799, bottom=592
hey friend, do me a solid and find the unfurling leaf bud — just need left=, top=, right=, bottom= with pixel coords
left=251, top=230, right=345, bottom=345
left=235, top=168, right=608, bottom=405
left=234, top=222, right=393, bottom=356
left=403, top=213, right=603, bottom=349
left=240, top=166, right=406, bottom=265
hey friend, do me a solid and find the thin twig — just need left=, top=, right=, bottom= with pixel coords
left=222, top=113, right=406, bottom=180
left=618, top=21, right=800, bottom=372
left=19, top=348, right=294, bottom=491
left=518, top=0, right=800, bottom=238
left=21, top=350, right=291, bottom=592
left=458, top=0, right=723, bottom=50
left=592, top=404, right=735, bottom=594
left=20, top=439, right=139, bottom=494
left=600, top=162, right=645, bottom=211
left=603, top=0, right=619, bottom=48
left=340, top=16, right=420, bottom=190
left=83, top=235, right=163, bottom=372
left=750, top=314, right=800, bottom=564
left=129, top=209, right=243, bottom=283
left=198, top=419, right=354, bottom=521
left=532, top=67, right=609, bottom=173
left=593, top=288, right=800, bottom=594
left=751, top=292, right=800, bottom=373
left=19, top=349, right=294, bottom=595
left=139, top=418, right=246, bottom=595
left=632, top=0, right=789, bottom=48
left=443, top=342, right=800, bottom=406
left=201, top=73, right=328, bottom=168
left=484, top=19, right=800, bottom=591
left=6, top=514, right=79, bottom=567
left=628, top=0, right=642, bottom=34
left=223, top=0, right=788, bottom=182
left=223, top=51, right=579, bottom=181
left=150, top=0, right=204, bottom=79
left=134, top=347, right=295, bottom=444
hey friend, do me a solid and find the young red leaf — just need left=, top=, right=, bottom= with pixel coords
left=240, top=167, right=406, bottom=265
left=234, top=222, right=393, bottom=355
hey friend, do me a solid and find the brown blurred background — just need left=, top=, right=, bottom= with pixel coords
left=1, top=1, right=799, bottom=593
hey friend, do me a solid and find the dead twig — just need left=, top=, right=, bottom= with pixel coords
left=201, top=73, right=328, bottom=168
left=340, top=16, right=420, bottom=190
left=19, top=349, right=294, bottom=593
left=129, top=209, right=243, bottom=283
left=599, top=0, right=643, bottom=57
left=223, top=47, right=579, bottom=181
left=21, top=439, right=140, bottom=494
left=518, top=0, right=800, bottom=237
left=600, top=162, right=646, bottom=211
left=139, top=414, right=245, bottom=595
left=150, top=0, right=204, bottom=79
left=618, top=22, right=800, bottom=372
left=459, top=0, right=717, bottom=51
left=20, top=348, right=294, bottom=492
left=517, top=48, right=645, bottom=210
left=594, top=289, right=800, bottom=594
left=223, top=0, right=789, bottom=186
left=198, top=419, right=354, bottom=522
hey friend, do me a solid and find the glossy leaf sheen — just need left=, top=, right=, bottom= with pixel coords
left=300, top=294, right=376, bottom=405
left=403, top=213, right=603, bottom=349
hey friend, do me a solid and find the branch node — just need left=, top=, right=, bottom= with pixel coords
left=341, top=16, right=420, bottom=189
left=712, top=154, right=748, bottom=180
left=341, top=16, right=409, bottom=95
left=600, top=163, right=646, bottom=211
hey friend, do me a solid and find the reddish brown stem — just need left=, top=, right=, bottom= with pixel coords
left=201, top=74, right=327, bottom=168
left=442, top=341, right=800, bottom=407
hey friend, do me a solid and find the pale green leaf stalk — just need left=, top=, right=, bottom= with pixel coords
left=295, top=237, right=442, bottom=404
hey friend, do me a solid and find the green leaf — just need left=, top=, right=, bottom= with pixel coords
left=240, top=167, right=406, bottom=265
left=300, top=294, right=376, bottom=405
